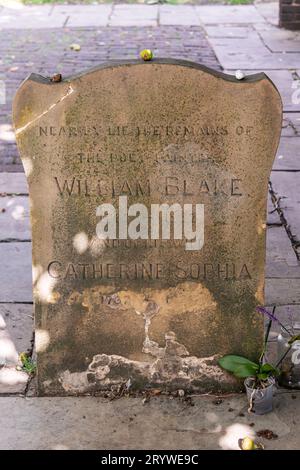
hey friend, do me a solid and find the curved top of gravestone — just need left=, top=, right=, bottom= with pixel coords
left=13, top=59, right=282, bottom=140
left=23, top=58, right=275, bottom=85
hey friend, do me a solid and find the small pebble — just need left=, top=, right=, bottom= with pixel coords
left=140, top=49, right=153, bottom=61
left=178, top=389, right=185, bottom=397
left=235, top=69, right=245, bottom=80
left=213, top=398, right=223, bottom=405
left=51, top=73, right=62, bottom=83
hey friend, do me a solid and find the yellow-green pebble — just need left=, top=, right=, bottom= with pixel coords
left=241, top=436, right=256, bottom=450
left=140, top=49, right=153, bottom=61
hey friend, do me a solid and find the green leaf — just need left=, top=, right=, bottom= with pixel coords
left=218, top=355, right=259, bottom=374
left=234, top=363, right=259, bottom=378
left=257, top=373, right=269, bottom=381
left=260, top=363, right=279, bottom=376
left=260, top=363, right=275, bottom=373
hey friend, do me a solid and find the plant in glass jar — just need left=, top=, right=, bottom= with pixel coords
left=277, top=322, right=300, bottom=389
left=218, top=307, right=300, bottom=414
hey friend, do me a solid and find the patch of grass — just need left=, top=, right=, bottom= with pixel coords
left=227, top=0, right=252, bottom=4
left=19, top=352, right=36, bottom=376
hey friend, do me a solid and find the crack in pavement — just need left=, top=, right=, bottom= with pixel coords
left=268, top=180, right=300, bottom=259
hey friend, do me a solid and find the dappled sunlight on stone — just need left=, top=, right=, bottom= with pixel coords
left=73, top=231, right=89, bottom=255
left=21, top=157, right=33, bottom=177
left=0, top=329, right=19, bottom=365
left=0, top=314, right=6, bottom=330
left=219, top=423, right=255, bottom=450
left=35, top=329, right=50, bottom=353
left=34, top=270, right=57, bottom=304
left=204, top=412, right=222, bottom=433
left=0, top=313, right=19, bottom=367
left=0, top=367, right=27, bottom=386
left=0, top=1, right=24, bottom=10
left=257, top=221, right=267, bottom=236
left=11, top=204, right=25, bottom=221
left=0, top=124, right=16, bottom=143
left=32, top=264, right=43, bottom=285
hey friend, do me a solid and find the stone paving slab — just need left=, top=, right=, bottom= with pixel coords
left=0, top=6, right=66, bottom=29
left=53, top=4, right=111, bottom=16
left=159, top=5, right=200, bottom=27
left=264, top=70, right=300, bottom=113
left=0, top=368, right=28, bottom=395
left=208, top=37, right=300, bottom=70
left=109, top=5, right=158, bottom=27
left=265, top=278, right=300, bottom=305
left=225, top=70, right=300, bottom=113
left=266, top=225, right=300, bottom=278
left=266, top=304, right=300, bottom=334
left=0, top=242, right=32, bottom=302
left=195, top=5, right=265, bottom=25
left=0, top=394, right=298, bottom=450
left=258, top=28, right=300, bottom=53
left=67, top=5, right=112, bottom=28
left=0, top=302, right=33, bottom=394
left=0, top=196, right=30, bottom=241
left=274, top=137, right=300, bottom=171
left=255, top=2, right=279, bottom=26
left=204, top=26, right=253, bottom=39
left=0, top=173, right=28, bottom=195
left=0, top=303, right=33, bottom=356
left=282, top=113, right=300, bottom=137
left=0, top=4, right=278, bottom=30
left=0, top=325, right=18, bottom=366
left=267, top=192, right=281, bottom=225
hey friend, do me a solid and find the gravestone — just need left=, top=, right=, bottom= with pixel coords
left=13, top=60, right=282, bottom=395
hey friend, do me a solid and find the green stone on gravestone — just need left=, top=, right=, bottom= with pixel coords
left=13, top=60, right=282, bottom=395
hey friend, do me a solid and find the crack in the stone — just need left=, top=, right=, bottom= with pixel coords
left=15, top=85, right=74, bottom=136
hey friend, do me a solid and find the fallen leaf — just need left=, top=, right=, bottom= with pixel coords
left=70, top=43, right=81, bottom=52
left=257, top=429, right=278, bottom=440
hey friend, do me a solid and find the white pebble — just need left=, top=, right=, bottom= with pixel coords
left=235, top=70, right=245, bottom=80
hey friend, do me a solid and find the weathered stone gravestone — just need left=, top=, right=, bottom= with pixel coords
left=13, top=60, right=282, bottom=395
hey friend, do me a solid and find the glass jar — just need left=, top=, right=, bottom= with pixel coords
left=277, top=323, right=300, bottom=389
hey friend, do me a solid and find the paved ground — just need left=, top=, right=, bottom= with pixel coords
left=1, top=393, right=300, bottom=450
left=0, top=2, right=300, bottom=450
